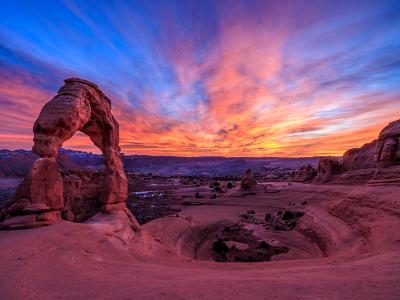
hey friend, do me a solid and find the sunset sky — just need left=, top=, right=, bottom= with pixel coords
left=0, top=0, right=399, bottom=157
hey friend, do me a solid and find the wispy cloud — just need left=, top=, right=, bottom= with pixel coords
left=0, top=0, right=399, bottom=156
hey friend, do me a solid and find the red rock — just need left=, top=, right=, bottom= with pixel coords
left=5, top=198, right=31, bottom=216
left=37, top=211, right=61, bottom=223
left=31, top=78, right=127, bottom=205
left=320, top=119, right=400, bottom=183
left=314, top=158, right=342, bottom=183
left=241, top=169, right=257, bottom=190
left=23, top=203, right=51, bottom=213
left=292, top=164, right=316, bottom=182
left=61, top=170, right=103, bottom=222
left=342, top=140, right=377, bottom=171
left=30, top=158, right=64, bottom=209
left=378, top=119, right=400, bottom=139
left=0, top=215, right=37, bottom=230
left=375, top=119, right=400, bottom=167
left=101, top=202, right=127, bottom=212
left=1, top=78, right=137, bottom=230
left=101, top=202, right=140, bottom=232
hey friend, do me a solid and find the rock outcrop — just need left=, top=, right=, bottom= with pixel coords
left=315, top=118, right=400, bottom=184
left=314, top=158, right=342, bottom=183
left=241, top=169, right=257, bottom=190
left=374, top=119, right=400, bottom=167
left=1, top=78, right=136, bottom=230
left=342, top=120, right=400, bottom=171
left=342, top=140, right=378, bottom=171
left=292, top=164, right=317, bottom=182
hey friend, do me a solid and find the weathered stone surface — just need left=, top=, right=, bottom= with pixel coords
left=378, top=119, right=400, bottom=139
left=378, top=138, right=397, bottom=165
left=31, top=78, right=127, bottom=205
left=342, top=140, right=377, bottom=171
left=1, top=78, right=136, bottom=229
left=313, top=119, right=400, bottom=184
left=5, top=198, right=31, bottom=216
left=37, top=211, right=61, bottom=223
left=292, top=164, right=316, bottom=182
left=375, top=119, right=400, bottom=168
left=30, top=158, right=64, bottom=209
left=0, top=215, right=37, bottom=230
left=334, top=168, right=377, bottom=184
left=368, top=165, right=400, bottom=185
left=314, top=158, right=342, bottom=183
left=100, top=202, right=140, bottom=231
left=61, top=170, right=103, bottom=222
left=23, top=203, right=51, bottom=213
left=101, top=202, right=127, bottom=212
left=241, top=169, right=257, bottom=190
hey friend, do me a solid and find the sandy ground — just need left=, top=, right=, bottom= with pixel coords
left=1, top=183, right=400, bottom=299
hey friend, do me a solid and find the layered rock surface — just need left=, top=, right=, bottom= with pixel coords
left=315, top=118, right=400, bottom=184
left=342, top=140, right=378, bottom=171
left=375, top=119, right=400, bottom=167
left=1, top=78, right=135, bottom=229
left=292, top=164, right=317, bottom=182
left=315, top=158, right=342, bottom=183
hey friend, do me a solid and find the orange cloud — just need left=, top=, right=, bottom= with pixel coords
left=1, top=2, right=399, bottom=157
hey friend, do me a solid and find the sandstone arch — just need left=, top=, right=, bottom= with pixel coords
left=1, top=78, right=138, bottom=229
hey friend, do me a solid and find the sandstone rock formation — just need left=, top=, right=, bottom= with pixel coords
left=316, top=118, right=400, bottom=184
left=374, top=119, right=400, bottom=167
left=241, top=169, right=257, bottom=190
left=292, top=164, right=317, bottom=182
left=342, top=140, right=378, bottom=171
left=1, top=78, right=136, bottom=230
left=342, top=120, right=400, bottom=171
left=314, top=158, right=342, bottom=183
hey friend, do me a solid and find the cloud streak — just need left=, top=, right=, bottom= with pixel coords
left=0, top=0, right=399, bottom=156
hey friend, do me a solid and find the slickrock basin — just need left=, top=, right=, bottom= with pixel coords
left=1, top=183, right=400, bottom=299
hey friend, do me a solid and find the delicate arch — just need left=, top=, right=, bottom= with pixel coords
left=1, top=78, right=135, bottom=229
left=32, top=78, right=127, bottom=204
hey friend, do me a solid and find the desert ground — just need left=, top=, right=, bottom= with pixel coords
left=1, top=179, right=400, bottom=299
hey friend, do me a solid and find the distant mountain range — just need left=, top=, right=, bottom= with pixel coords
left=0, top=148, right=325, bottom=177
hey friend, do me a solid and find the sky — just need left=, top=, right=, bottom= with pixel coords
left=0, top=0, right=399, bottom=157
